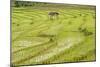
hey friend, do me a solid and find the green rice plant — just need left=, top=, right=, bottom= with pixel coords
left=12, top=2, right=96, bottom=65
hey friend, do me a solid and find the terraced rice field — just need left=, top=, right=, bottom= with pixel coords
left=12, top=3, right=96, bottom=66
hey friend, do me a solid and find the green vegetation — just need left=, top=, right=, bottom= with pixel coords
left=12, top=1, right=96, bottom=66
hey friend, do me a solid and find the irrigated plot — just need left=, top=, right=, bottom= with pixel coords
left=12, top=1, right=96, bottom=66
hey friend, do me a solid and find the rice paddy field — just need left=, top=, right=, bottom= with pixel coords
left=12, top=2, right=96, bottom=66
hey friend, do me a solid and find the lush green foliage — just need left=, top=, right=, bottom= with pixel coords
left=12, top=2, right=96, bottom=66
